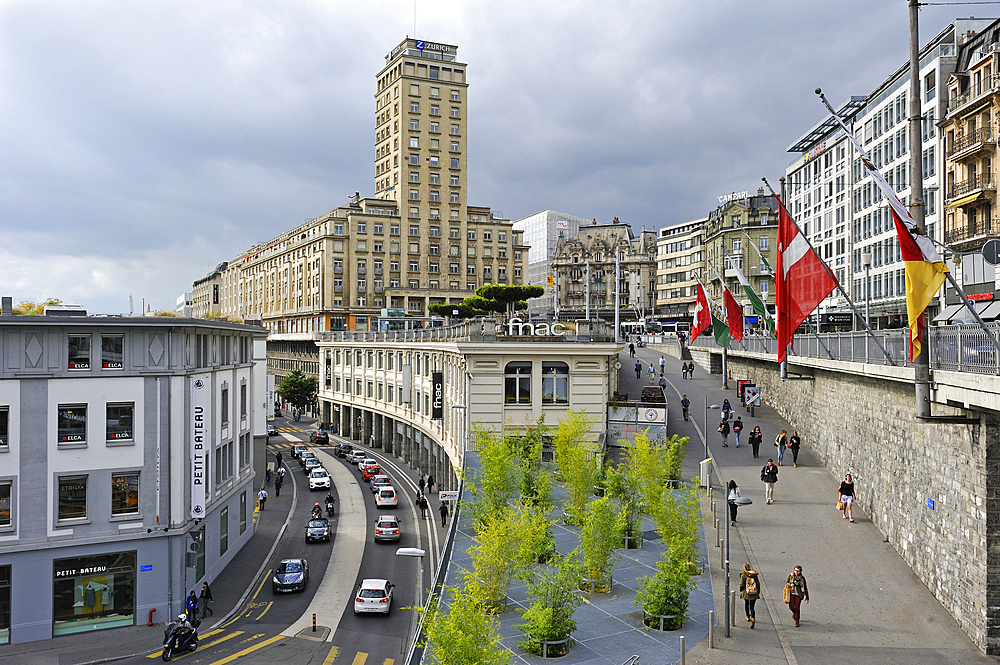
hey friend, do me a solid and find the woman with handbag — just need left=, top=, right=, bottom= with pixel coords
left=785, top=565, right=809, bottom=627
left=727, top=480, right=741, bottom=525
left=740, top=563, right=761, bottom=628
left=839, top=474, right=855, bottom=522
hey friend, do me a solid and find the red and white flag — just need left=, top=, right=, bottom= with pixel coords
left=776, top=201, right=837, bottom=363
left=723, top=284, right=744, bottom=343
left=692, top=282, right=711, bottom=340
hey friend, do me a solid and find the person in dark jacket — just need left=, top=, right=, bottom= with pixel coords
left=761, top=459, right=778, bottom=504
left=635, top=360, right=643, bottom=379
left=426, top=474, right=435, bottom=494
left=200, top=582, right=214, bottom=618
left=839, top=473, right=855, bottom=522
left=732, top=417, right=744, bottom=447
left=786, top=565, right=809, bottom=627
left=788, top=431, right=801, bottom=467
left=748, top=426, right=763, bottom=458
left=718, top=419, right=731, bottom=447
left=740, top=563, right=761, bottom=628
left=439, top=501, right=449, bottom=527
left=185, top=590, right=198, bottom=622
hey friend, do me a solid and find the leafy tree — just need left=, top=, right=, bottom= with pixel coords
left=634, top=541, right=697, bottom=628
left=466, top=502, right=551, bottom=606
left=418, top=583, right=512, bottom=665
left=276, top=370, right=318, bottom=411
left=662, top=434, right=688, bottom=484
left=516, top=555, right=583, bottom=655
left=204, top=312, right=244, bottom=324
left=153, top=310, right=180, bottom=317
left=13, top=298, right=61, bottom=315
left=468, top=425, right=520, bottom=522
left=577, top=497, right=622, bottom=591
left=649, top=478, right=701, bottom=563
left=552, top=410, right=599, bottom=525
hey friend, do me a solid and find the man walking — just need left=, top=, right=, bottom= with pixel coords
left=681, top=395, right=690, bottom=421
left=648, top=363, right=656, bottom=383
left=426, top=474, right=435, bottom=494
left=635, top=360, right=642, bottom=380
left=185, top=590, right=199, bottom=622
left=418, top=494, right=428, bottom=520
left=257, top=487, right=268, bottom=511
left=659, top=355, right=666, bottom=376
left=760, top=459, right=778, bottom=504
left=732, top=416, right=744, bottom=447
left=629, top=341, right=635, bottom=357
left=718, top=418, right=730, bottom=447
left=439, top=501, right=449, bottom=527
left=200, top=582, right=214, bottom=618
left=658, top=375, right=667, bottom=391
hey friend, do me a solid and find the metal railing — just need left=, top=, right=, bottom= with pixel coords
left=944, top=217, right=997, bottom=245
left=318, top=317, right=618, bottom=344
left=947, top=74, right=1000, bottom=113
left=688, top=323, right=1000, bottom=374
left=948, top=127, right=995, bottom=157
left=948, top=174, right=996, bottom=200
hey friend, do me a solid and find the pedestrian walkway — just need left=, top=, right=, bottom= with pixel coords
left=626, top=344, right=993, bottom=665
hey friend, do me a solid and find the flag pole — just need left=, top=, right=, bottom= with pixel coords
left=737, top=227, right=775, bottom=336
left=707, top=265, right=732, bottom=385
left=763, top=177, right=894, bottom=365
left=779, top=176, right=788, bottom=379
left=927, top=237, right=1000, bottom=353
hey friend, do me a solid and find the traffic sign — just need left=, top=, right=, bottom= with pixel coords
left=744, top=386, right=761, bottom=407
left=984, top=239, right=1000, bottom=266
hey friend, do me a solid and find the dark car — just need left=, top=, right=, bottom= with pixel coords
left=310, top=430, right=330, bottom=445
left=305, top=518, right=331, bottom=543
left=272, top=558, right=308, bottom=593
left=335, top=443, right=353, bottom=458
left=292, top=444, right=307, bottom=460
left=299, top=451, right=317, bottom=468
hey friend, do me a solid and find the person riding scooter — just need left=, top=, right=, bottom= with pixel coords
left=325, top=493, right=335, bottom=517
left=311, top=502, right=322, bottom=519
left=162, top=613, right=199, bottom=660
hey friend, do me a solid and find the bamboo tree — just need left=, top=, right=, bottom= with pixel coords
left=577, top=497, right=622, bottom=591
left=466, top=502, right=551, bottom=606
left=516, top=555, right=583, bottom=655
left=418, top=583, right=512, bottom=665
left=468, top=425, right=519, bottom=523
left=552, top=410, right=599, bottom=524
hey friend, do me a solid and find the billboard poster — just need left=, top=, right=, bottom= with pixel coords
left=191, top=377, right=208, bottom=519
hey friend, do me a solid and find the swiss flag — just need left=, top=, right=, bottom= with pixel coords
left=776, top=200, right=837, bottom=363
left=692, top=283, right=711, bottom=340
left=723, top=285, right=744, bottom=343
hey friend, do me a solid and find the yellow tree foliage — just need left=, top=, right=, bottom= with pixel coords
left=418, top=583, right=511, bottom=665
left=13, top=298, right=61, bottom=315
left=465, top=502, right=551, bottom=605
left=552, top=410, right=598, bottom=525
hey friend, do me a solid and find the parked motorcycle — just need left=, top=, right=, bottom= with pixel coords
left=162, top=615, right=200, bottom=661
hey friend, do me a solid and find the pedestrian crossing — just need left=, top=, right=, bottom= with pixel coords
left=146, top=628, right=394, bottom=664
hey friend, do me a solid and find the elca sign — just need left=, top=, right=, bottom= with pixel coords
left=506, top=318, right=569, bottom=336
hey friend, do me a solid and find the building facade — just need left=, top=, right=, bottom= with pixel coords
left=704, top=192, right=778, bottom=330
left=0, top=313, right=267, bottom=645
left=316, top=320, right=619, bottom=493
left=512, top=210, right=593, bottom=317
left=551, top=220, right=657, bottom=322
left=655, top=218, right=706, bottom=323
left=191, top=263, right=226, bottom=319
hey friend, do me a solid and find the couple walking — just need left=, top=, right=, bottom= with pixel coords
left=739, top=564, right=810, bottom=629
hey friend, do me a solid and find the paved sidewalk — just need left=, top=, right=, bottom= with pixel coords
left=622, top=344, right=994, bottom=665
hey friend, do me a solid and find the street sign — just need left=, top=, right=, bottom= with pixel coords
left=439, top=491, right=459, bottom=501
left=744, top=386, right=761, bottom=407
left=984, top=239, right=1000, bottom=266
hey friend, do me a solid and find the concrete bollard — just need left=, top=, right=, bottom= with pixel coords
left=679, top=635, right=685, bottom=665
left=730, top=591, right=737, bottom=627
left=709, top=611, right=715, bottom=648
left=312, top=613, right=317, bottom=632
left=715, top=519, right=720, bottom=548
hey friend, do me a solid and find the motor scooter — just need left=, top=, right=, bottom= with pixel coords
left=161, top=617, right=200, bottom=661
left=326, top=497, right=335, bottom=517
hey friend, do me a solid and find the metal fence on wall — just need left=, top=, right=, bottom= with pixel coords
left=687, top=323, right=1000, bottom=375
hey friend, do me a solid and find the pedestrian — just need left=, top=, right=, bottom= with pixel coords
left=257, top=487, right=268, bottom=511
left=680, top=361, right=688, bottom=379
left=727, top=480, right=741, bottom=525
left=648, top=363, right=656, bottom=383
left=775, top=429, right=788, bottom=465
left=789, top=431, right=801, bottom=467
left=426, top=474, right=435, bottom=494
left=680, top=394, right=690, bottom=421
left=278, top=466, right=286, bottom=481
left=688, top=362, right=695, bottom=379
left=718, top=418, right=730, bottom=447
left=629, top=342, right=635, bottom=357
left=740, top=563, right=761, bottom=628
left=721, top=398, right=732, bottom=421
left=635, top=360, right=642, bottom=380
left=418, top=493, right=428, bottom=520
left=839, top=473, right=855, bottom=522
left=418, top=476, right=426, bottom=493
left=732, top=416, right=744, bottom=448
left=439, top=501, right=449, bottom=527
left=274, top=475, right=283, bottom=497
left=275, top=451, right=283, bottom=468
left=185, top=590, right=199, bottom=622
left=760, top=459, right=778, bottom=504
left=748, top=426, right=762, bottom=458
left=658, top=375, right=667, bottom=391
left=785, top=565, right=809, bottom=627
left=659, top=355, right=666, bottom=376
left=200, top=582, right=214, bottom=618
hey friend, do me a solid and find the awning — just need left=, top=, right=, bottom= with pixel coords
left=946, top=191, right=986, bottom=209
left=979, top=301, right=1000, bottom=321
left=949, top=300, right=992, bottom=323
left=933, top=303, right=963, bottom=323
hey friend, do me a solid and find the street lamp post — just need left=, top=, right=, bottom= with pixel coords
left=724, top=495, right=753, bottom=638
left=704, top=399, right=720, bottom=460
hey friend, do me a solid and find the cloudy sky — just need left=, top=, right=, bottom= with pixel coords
left=0, top=1, right=976, bottom=314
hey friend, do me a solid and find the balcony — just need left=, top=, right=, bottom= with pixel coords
left=374, top=267, right=383, bottom=275
left=947, top=74, right=1000, bottom=114
left=948, top=174, right=996, bottom=200
left=948, top=127, right=995, bottom=160
left=334, top=266, right=343, bottom=274
left=358, top=267, right=367, bottom=275
left=945, top=217, right=998, bottom=246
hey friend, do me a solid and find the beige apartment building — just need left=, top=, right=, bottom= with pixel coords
left=704, top=191, right=778, bottom=330
left=655, top=218, right=706, bottom=323
left=551, top=219, right=656, bottom=322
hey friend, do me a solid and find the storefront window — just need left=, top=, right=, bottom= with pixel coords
left=504, top=362, right=532, bottom=404
left=111, top=473, right=139, bottom=516
left=68, top=335, right=91, bottom=370
left=0, top=482, right=10, bottom=527
left=101, top=335, right=123, bottom=369
left=542, top=362, right=569, bottom=404
left=106, top=403, right=134, bottom=442
left=0, top=565, right=8, bottom=644
left=220, top=506, right=229, bottom=556
left=58, top=405, right=87, bottom=445
left=53, top=552, right=136, bottom=636
left=58, top=476, right=87, bottom=521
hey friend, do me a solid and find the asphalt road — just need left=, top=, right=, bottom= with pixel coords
left=141, top=427, right=429, bottom=665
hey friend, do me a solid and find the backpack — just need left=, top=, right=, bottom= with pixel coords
left=745, top=575, right=757, bottom=595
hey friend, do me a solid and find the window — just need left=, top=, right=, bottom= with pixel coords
left=374, top=222, right=383, bottom=234
left=451, top=90, right=460, bottom=101
left=409, top=154, right=418, bottom=165
left=430, top=190, right=440, bottom=201
left=409, top=260, right=419, bottom=271
left=409, top=242, right=420, bottom=253
left=451, top=107, right=460, bottom=118
left=111, top=472, right=139, bottom=516
left=391, top=224, right=401, bottom=235
left=58, top=405, right=87, bottom=444
left=106, top=403, right=134, bottom=442
left=430, top=173, right=439, bottom=185
left=450, top=227, right=460, bottom=239
left=450, top=192, right=460, bottom=203
left=0, top=407, right=7, bottom=448
left=101, top=335, right=123, bottom=369
left=409, top=224, right=420, bottom=235
left=221, top=388, right=229, bottom=425
left=430, top=122, right=439, bottom=133
left=358, top=240, right=367, bottom=252
left=467, top=265, right=476, bottom=275
left=542, top=362, right=569, bottom=404
left=68, top=335, right=91, bottom=370
left=240, top=384, right=247, bottom=418
left=450, top=141, right=459, bottom=151
left=409, top=120, right=419, bottom=130
left=357, top=222, right=367, bottom=233
left=450, top=263, right=460, bottom=274
left=504, top=362, right=532, bottom=404
left=0, top=482, right=10, bottom=527
left=409, top=189, right=419, bottom=200
left=410, top=102, right=419, bottom=112
left=220, top=506, right=229, bottom=555
left=409, top=137, right=418, bottom=148
left=450, top=158, right=460, bottom=168
left=430, top=156, right=439, bottom=167
left=58, top=475, right=87, bottom=520
left=409, top=172, right=419, bottom=183
left=430, top=226, right=440, bottom=237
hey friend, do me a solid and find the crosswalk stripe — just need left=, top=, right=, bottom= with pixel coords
left=145, top=629, right=228, bottom=658
left=383, top=659, right=394, bottom=665
left=322, top=646, right=340, bottom=665
left=351, top=652, right=368, bottom=665
left=207, top=634, right=284, bottom=664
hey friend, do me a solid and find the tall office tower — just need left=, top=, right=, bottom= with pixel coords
left=375, top=39, right=468, bottom=221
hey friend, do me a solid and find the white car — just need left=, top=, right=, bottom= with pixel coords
left=308, top=468, right=331, bottom=491
left=349, top=450, right=367, bottom=465
left=375, top=486, right=397, bottom=508
left=354, top=579, right=394, bottom=614
left=370, top=474, right=392, bottom=493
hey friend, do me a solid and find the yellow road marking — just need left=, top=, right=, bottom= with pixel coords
left=207, top=634, right=284, bottom=664
left=145, top=629, right=229, bottom=658
left=322, top=646, right=341, bottom=665
left=383, top=659, right=394, bottom=665
left=351, top=653, right=368, bottom=665
left=254, top=601, right=273, bottom=621
left=252, top=571, right=270, bottom=600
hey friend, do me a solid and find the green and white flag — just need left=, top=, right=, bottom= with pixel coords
left=727, top=255, right=775, bottom=338
left=708, top=271, right=732, bottom=348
